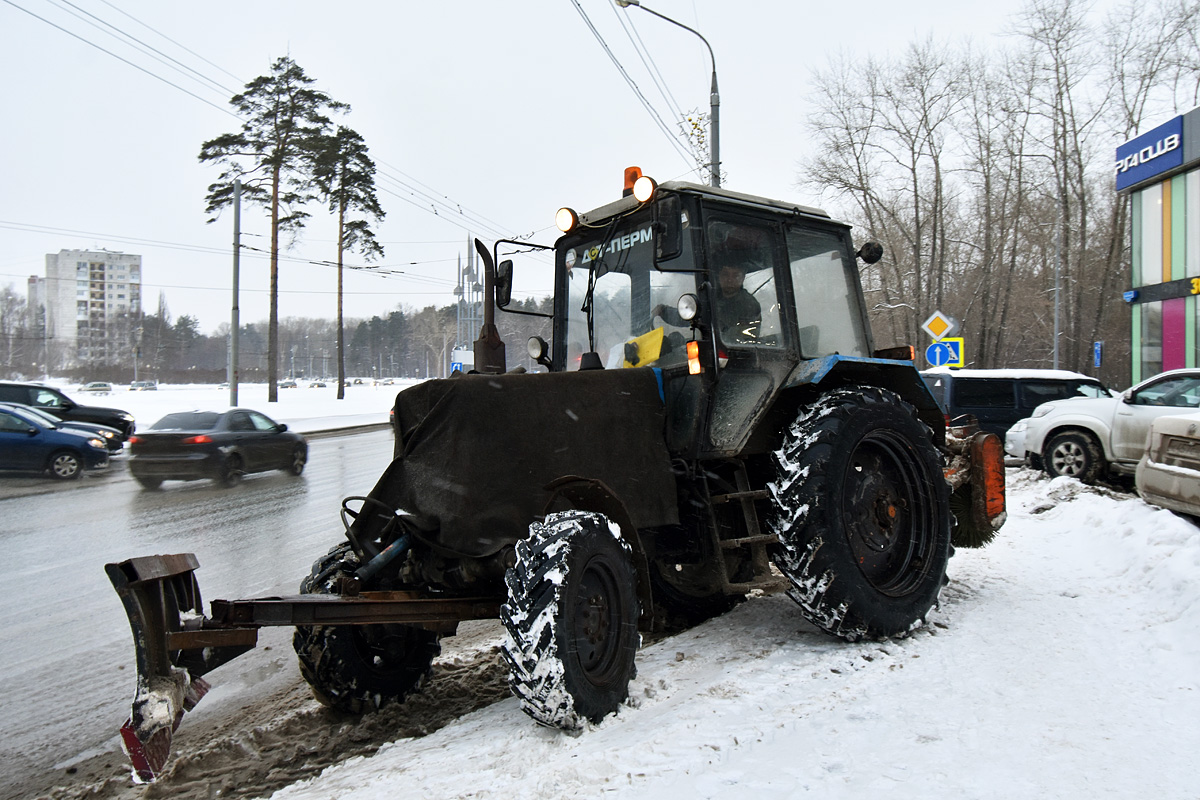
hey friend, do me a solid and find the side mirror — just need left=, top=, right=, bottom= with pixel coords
left=856, top=241, right=884, bottom=264
left=277, top=423, right=289, bottom=432
left=655, top=195, right=683, bottom=262
left=496, top=260, right=513, bottom=308
left=1121, top=390, right=1134, bottom=404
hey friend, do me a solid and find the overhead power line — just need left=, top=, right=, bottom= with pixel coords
left=568, top=0, right=698, bottom=172
left=1, top=0, right=236, bottom=118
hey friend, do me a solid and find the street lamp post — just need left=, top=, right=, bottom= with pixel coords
left=616, top=0, right=720, bottom=187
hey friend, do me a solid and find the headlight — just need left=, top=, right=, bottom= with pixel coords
left=120, top=413, right=134, bottom=421
left=1032, top=404, right=1055, bottom=418
left=86, top=437, right=105, bottom=449
left=99, top=430, right=115, bottom=439
left=677, top=293, right=699, bottom=321
left=1009, top=421, right=1027, bottom=433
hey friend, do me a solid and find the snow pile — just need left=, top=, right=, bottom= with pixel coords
left=267, top=469, right=1199, bottom=800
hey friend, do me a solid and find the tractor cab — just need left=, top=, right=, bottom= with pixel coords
left=499, top=169, right=890, bottom=457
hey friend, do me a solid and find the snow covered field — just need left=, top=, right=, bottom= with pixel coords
left=25, top=382, right=1200, bottom=799
left=59, top=379, right=417, bottom=435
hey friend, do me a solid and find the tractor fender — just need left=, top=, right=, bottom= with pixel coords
left=783, top=354, right=945, bottom=444
left=541, top=475, right=654, bottom=626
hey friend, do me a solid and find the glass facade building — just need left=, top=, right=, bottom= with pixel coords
left=1119, top=107, right=1200, bottom=384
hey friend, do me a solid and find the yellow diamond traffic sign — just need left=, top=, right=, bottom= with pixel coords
left=922, top=311, right=954, bottom=341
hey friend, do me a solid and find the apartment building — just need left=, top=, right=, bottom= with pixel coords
left=42, top=248, right=142, bottom=364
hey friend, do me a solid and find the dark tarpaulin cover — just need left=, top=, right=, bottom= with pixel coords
left=367, top=368, right=679, bottom=558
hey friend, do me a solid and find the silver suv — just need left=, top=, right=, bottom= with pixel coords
left=1011, top=368, right=1200, bottom=482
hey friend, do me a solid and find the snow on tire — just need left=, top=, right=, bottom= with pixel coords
left=767, top=386, right=952, bottom=641
left=501, top=510, right=640, bottom=729
left=292, top=542, right=441, bottom=714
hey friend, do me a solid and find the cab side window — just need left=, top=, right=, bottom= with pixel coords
left=785, top=226, right=869, bottom=358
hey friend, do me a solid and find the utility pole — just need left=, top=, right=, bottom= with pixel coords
left=617, top=0, right=720, bottom=187
left=229, top=179, right=241, bottom=407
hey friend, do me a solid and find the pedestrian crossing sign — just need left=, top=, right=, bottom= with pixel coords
left=924, top=337, right=964, bottom=368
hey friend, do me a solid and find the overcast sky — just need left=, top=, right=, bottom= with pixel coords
left=2, top=0, right=1045, bottom=334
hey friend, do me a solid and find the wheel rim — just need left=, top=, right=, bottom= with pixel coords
left=839, top=431, right=934, bottom=596
left=350, top=625, right=417, bottom=677
left=52, top=454, right=79, bottom=478
left=571, top=553, right=626, bottom=687
left=1050, top=441, right=1085, bottom=476
left=292, top=448, right=306, bottom=473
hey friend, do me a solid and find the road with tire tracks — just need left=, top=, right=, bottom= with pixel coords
left=0, top=428, right=394, bottom=800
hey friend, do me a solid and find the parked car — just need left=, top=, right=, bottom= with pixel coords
left=0, top=402, right=125, bottom=452
left=128, top=408, right=308, bottom=489
left=129, top=380, right=158, bottom=391
left=308, top=381, right=327, bottom=388
left=0, top=381, right=135, bottom=437
left=1135, top=410, right=1200, bottom=517
left=279, top=379, right=298, bottom=389
left=1011, top=368, right=1200, bottom=482
left=0, top=405, right=109, bottom=480
left=80, top=381, right=113, bottom=395
left=920, top=368, right=1111, bottom=439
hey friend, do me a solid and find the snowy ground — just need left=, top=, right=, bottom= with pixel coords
left=265, top=470, right=1200, bottom=800
left=26, top=382, right=1200, bottom=800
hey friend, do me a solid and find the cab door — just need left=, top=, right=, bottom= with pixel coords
left=700, top=212, right=796, bottom=456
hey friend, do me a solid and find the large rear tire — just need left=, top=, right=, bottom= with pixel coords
left=768, top=386, right=951, bottom=641
left=501, top=510, right=640, bottom=729
left=292, top=543, right=441, bottom=714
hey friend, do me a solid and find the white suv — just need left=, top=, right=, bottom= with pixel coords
left=1010, top=368, right=1200, bottom=482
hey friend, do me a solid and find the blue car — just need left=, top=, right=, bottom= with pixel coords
left=0, top=402, right=125, bottom=453
left=0, top=405, right=109, bottom=480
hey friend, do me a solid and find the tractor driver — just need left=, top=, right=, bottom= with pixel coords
left=713, top=260, right=762, bottom=343
left=652, top=253, right=762, bottom=344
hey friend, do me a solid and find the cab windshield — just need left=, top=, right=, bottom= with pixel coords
left=560, top=214, right=695, bottom=371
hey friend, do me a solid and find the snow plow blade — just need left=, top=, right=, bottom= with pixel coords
left=105, top=554, right=258, bottom=782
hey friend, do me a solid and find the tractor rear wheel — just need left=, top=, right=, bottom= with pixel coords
left=501, top=510, right=640, bottom=728
left=768, top=386, right=951, bottom=641
left=292, top=543, right=440, bottom=714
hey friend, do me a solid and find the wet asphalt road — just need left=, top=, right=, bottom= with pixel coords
left=0, top=428, right=394, bottom=798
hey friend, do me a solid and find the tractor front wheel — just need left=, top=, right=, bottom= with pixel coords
left=501, top=510, right=640, bottom=728
left=292, top=543, right=440, bottom=714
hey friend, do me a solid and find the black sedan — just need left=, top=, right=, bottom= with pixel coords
left=128, top=408, right=308, bottom=489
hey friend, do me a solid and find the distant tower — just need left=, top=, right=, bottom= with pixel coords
left=452, top=236, right=483, bottom=371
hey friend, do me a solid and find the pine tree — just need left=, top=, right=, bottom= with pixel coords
left=311, top=126, right=385, bottom=399
left=198, top=56, right=347, bottom=402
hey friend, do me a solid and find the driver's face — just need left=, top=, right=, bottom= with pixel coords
left=718, top=264, right=745, bottom=295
